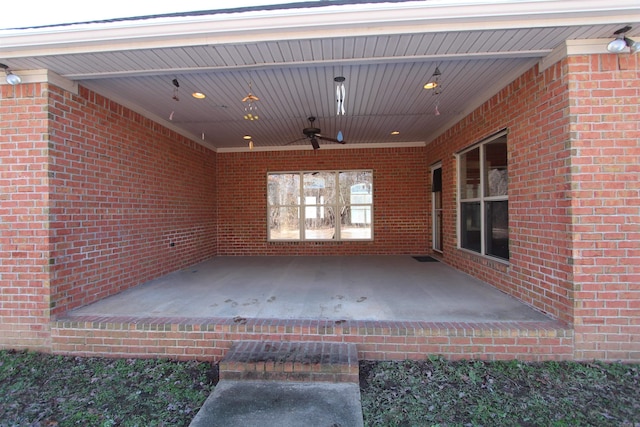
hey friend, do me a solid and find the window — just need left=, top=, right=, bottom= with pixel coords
left=267, top=170, right=373, bottom=241
left=458, top=131, right=509, bottom=260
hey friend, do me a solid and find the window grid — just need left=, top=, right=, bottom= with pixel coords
left=457, top=131, right=509, bottom=261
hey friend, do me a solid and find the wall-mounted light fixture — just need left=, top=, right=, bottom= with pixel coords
left=607, top=26, right=639, bottom=54
left=0, top=63, right=21, bottom=85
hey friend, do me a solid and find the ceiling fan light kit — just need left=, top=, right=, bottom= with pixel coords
left=286, top=116, right=347, bottom=150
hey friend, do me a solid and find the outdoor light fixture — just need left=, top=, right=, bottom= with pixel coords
left=192, top=92, right=206, bottom=99
left=607, top=26, right=639, bottom=54
left=0, top=63, right=21, bottom=85
left=423, top=66, right=441, bottom=90
left=243, top=135, right=253, bottom=150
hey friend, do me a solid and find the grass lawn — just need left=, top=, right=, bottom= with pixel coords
left=1, top=350, right=639, bottom=426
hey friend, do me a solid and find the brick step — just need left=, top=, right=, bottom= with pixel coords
left=219, top=341, right=359, bottom=383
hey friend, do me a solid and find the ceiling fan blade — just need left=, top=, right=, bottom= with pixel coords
left=285, top=137, right=308, bottom=145
left=317, top=134, right=346, bottom=144
left=310, top=137, right=320, bottom=150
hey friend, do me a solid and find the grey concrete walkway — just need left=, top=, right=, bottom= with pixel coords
left=189, top=380, right=364, bottom=427
left=68, top=255, right=550, bottom=323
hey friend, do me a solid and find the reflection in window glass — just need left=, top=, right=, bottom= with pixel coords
left=458, top=132, right=509, bottom=260
left=486, top=200, right=509, bottom=259
left=461, top=202, right=481, bottom=253
left=460, top=147, right=480, bottom=199
left=268, top=170, right=373, bottom=241
left=484, top=139, right=508, bottom=197
left=268, top=206, right=300, bottom=240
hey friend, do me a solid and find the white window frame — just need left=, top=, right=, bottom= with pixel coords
left=267, top=170, right=373, bottom=242
left=456, top=130, right=509, bottom=261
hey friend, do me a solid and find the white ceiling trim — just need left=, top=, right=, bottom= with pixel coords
left=1, top=0, right=638, bottom=58
left=62, top=49, right=553, bottom=80
left=217, top=141, right=426, bottom=153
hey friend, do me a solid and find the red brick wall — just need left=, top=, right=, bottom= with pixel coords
left=46, top=86, right=218, bottom=315
left=426, top=62, right=575, bottom=324
left=568, top=54, right=640, bottom=361
left=51, top=317, right=573, bottom=362
left=0, top=83, right=52, bottom=349
left=217, top=147, right=429, bottom=255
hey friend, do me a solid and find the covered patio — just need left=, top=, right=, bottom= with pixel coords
left=65, top=256, right=549, bottom=323
left=52, top=256, right=572, bottom=362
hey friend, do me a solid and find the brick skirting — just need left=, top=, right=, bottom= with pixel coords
left=51, top=315, right=574, bottom=361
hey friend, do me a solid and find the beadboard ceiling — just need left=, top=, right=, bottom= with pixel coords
left=1, top=1, right=639, bottom=151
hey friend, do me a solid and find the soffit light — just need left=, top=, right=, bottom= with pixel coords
left=607, top=26, right=639, bottom=54
left=192, top=92, right=206, bottom=99
left=0, top=63, right=21, bottom=85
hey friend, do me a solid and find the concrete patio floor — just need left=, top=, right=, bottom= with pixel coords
left=68, top=255, right=551, bottom=323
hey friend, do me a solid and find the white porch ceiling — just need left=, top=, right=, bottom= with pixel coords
left=1, top=1, right=639, bottom=151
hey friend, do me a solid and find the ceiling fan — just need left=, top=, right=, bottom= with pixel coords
left=290, top=116, right=346, bottom=150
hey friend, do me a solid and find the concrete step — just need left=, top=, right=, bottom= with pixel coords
left=219, top=340, right=359, bottom=383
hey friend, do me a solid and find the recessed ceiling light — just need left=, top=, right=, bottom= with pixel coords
left=390, top=131, right=400, bottom=135
left=423, top=82, right=438, bottom=90
left=243, top=135, right=252, bottom=140
left=192, top=92, right=206, bottom=99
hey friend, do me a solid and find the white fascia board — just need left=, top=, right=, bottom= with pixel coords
left=1, top=0, right=639, bottom=57
left=0, top=69, right=78, bottom=93
left=538, top=39, right=613, bottom=72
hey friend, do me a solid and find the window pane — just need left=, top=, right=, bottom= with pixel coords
left=461, top=202, right=481, bottom=253
left=304, top=205, right=336, bottom=240
left=460, top=147, right=480, bottom=199
left=339, top=171, right=373, bottom=202
left=486, top=200, right=509, bottom=260
left=341, top=206, right=372, bottom=239
left=267, top=173, right=299, bottom=206
left=339, top=171, right=372, bottom=240
left=484, top=138, right=508, bottom=197
left=304, top=172, right=336, bottom=203
left=268, top=206, right=299, bottom=240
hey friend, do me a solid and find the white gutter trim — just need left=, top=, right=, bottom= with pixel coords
left=1, top=0, right=639, bottom=57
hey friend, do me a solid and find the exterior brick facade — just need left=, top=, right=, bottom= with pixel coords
left=217, top=147, right=428, bottom=256
left=1, top=52, right=639, bottom=361
left=425, top=54, right=640, bottom=361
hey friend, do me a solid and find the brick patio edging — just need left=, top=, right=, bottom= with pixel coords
left=51, top=315, right=574, bottom=361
